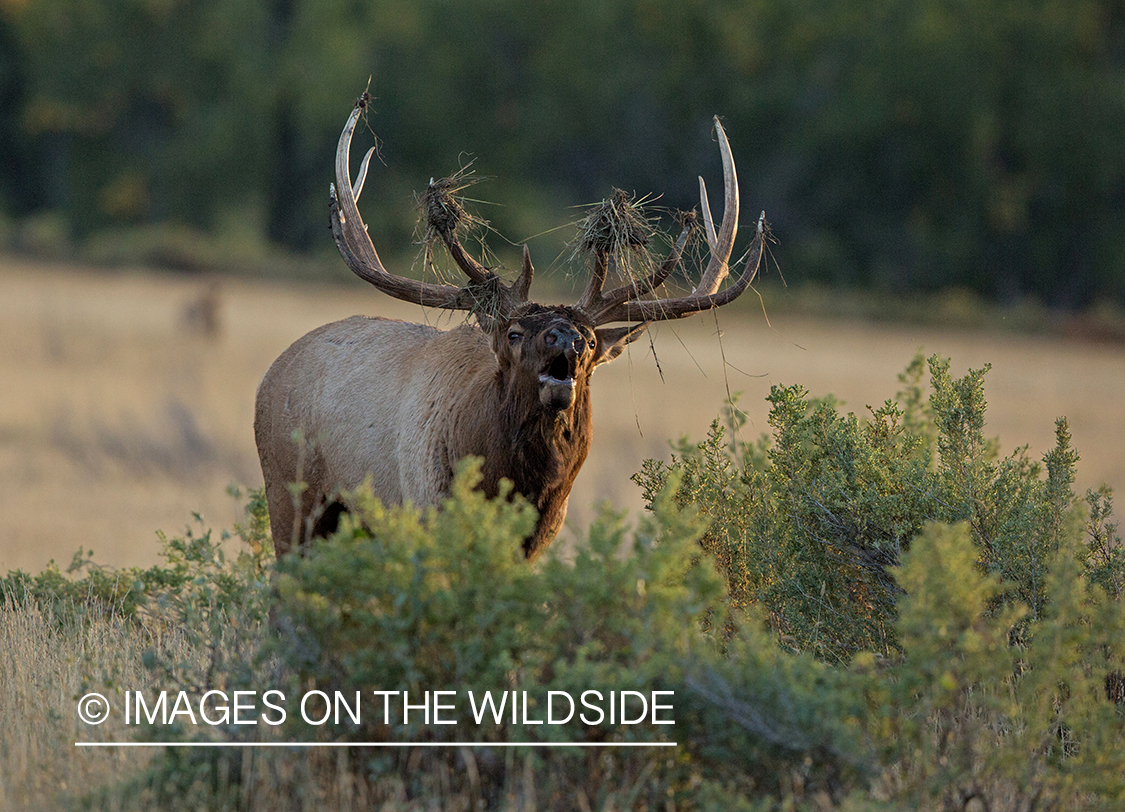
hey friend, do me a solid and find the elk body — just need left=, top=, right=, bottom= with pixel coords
left=255, top=97, right=765, bottom=559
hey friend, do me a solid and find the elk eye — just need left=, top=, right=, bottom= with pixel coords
left=508, top=331, right=523, bottom=343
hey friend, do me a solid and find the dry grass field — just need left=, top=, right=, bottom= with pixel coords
left=2, top=254, right=1124, bottom=573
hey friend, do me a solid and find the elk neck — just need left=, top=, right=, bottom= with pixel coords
left=480, top=364, right=594, bottom=551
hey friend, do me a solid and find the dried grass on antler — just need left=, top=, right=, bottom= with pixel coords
left=570, top=189, right=675, bottom=297
left=574, top=191, right=707, bottom=300
left=418, top=167, right=489, bottom=249
left=576, top=189, right=655, bottom=254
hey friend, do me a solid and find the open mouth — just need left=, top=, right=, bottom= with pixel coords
left=538, top=352, right=576, bottom=387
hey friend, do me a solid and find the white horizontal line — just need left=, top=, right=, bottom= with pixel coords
left=76, top=741, right=676, bottom=748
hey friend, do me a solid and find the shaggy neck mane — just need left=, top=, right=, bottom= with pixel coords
left=481, top=368, right=594, bottom=558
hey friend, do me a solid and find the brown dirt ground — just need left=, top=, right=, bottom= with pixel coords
left=2, top=255, right=1123, bottom=572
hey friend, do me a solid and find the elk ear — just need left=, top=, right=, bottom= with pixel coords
left=488, top=320, right=514, bottom=369
left=593, top=324, right=647, bottom=367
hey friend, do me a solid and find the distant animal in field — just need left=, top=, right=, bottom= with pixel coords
left=254, top=94, right=766, bottom=559
left=181, top=279, right=221, bottom=339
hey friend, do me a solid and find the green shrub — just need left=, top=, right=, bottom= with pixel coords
left=115, top=460, right=855, bottom=808
left=265, top=460, right=752, bottom=807
left=850, top=522, right=1125, bottom=809
left=635, top=352, right=1123, bottom=664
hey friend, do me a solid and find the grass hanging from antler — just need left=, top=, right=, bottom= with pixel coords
left=577, top=188, right=654, bottom=253
left=571, top=188, right=664, bottom=291
left=416, top=165, right=494, bottom=286
left=420, top=167, right=488, bottom=242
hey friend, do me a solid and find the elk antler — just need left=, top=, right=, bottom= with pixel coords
left=332, top=98, right=762, bottom=328
left=330, top=98, right=531, bottom=319
left=580, top=117, right=765, bottom=326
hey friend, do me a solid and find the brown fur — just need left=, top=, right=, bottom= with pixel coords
left=254, top=304, right=637, bottom=559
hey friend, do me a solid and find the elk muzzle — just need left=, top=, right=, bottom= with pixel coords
left=537, top=325, right=584, bottom=410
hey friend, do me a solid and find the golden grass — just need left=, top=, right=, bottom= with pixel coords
left=2, top=254, right=1123, bottom=573
left=0, top=591, right=157, bottom=810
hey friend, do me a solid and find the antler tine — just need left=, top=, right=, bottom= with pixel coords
left=513, top=244, right=535, bottom=303
left=577, top=249, right=610, bottom=312
left=353, top=146, right=375, bottom=201
left=693, top=117, right=738, bottom=297
left=331, top=104, right=471, bottom=309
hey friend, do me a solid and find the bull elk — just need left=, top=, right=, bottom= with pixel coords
left=255, top=95, right=766, bottom=559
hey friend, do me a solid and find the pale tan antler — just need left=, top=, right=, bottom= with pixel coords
left=330, top=96, right=531, bottom=317
left=580, top=117, right=765, bottom=326
left=332, top=97, right=761, bottom=326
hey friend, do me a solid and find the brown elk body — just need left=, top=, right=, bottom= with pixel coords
left=255, top=96, right=765, bottom=559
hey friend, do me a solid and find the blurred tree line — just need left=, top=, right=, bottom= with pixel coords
left=1, top=0, right=1123, bottom=307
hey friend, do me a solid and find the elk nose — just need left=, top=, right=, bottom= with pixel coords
left=544, top=326, right=582, bottom=354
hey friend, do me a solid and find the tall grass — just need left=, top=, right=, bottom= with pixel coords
left=0, top=587, right=156, bottom=810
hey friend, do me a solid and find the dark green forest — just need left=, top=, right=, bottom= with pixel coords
left=2, top=0, right=1124, bottom=307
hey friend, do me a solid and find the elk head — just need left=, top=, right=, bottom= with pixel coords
left=490, top=305, right=593, bottom=412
